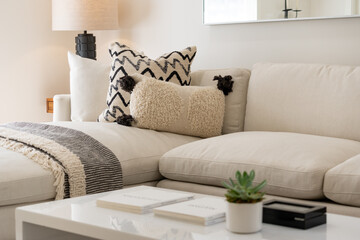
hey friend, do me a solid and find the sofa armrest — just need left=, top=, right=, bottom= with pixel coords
left=53, top=94, right=71, bottom=122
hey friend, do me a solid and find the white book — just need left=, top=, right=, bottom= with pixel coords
left=153, top=197, right=226, bottom=226
left=96, top=188, right=194, bottom=214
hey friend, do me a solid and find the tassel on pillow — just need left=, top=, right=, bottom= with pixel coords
left=213, top=75, right=234, bottom=96
left=116, top=75, right=137, bottom=127
left=116, top=114, right=134, bottom=126
left=119, top=75, right=137, bottom=93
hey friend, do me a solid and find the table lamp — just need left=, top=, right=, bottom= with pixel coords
left=52, top=0, right=118, bottom=60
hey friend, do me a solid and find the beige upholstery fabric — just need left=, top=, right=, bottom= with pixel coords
left=160, top=131, right=360, bottom=199
left=0, top=147, right=56, bottom=206
left=245, top=63, right=360, bottom=142
left=0, top=122, right=199, bottom=206
left=157, top=180, right=360, bottom=218
left=324, top=154, right=360, bottom=207
left=130, top=74, right=225, bottom=138
left=52, top=122, right=198, bottom=186
left=191, top=68, right=250, bottom=134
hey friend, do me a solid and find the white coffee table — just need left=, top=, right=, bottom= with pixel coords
left=16, top=186, right=360, bottom=240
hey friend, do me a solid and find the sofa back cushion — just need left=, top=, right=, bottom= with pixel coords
left=191, top=68, right=250, bottom=134
left=245, top=63, right=360, bottom=141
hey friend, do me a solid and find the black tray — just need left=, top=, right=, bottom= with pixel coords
left=263, top=200, right=327, bottom=229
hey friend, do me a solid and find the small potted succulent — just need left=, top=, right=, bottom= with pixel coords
left=223, top=170, right=267, bottom=233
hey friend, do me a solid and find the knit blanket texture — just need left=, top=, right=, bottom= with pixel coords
left=0, top=122, right=123, bottom=199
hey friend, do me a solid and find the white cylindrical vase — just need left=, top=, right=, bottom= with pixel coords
left=226, top=201, right=263, bottom=233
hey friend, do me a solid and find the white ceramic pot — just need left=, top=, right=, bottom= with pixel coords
left=226, top=201, right=263, bottom=233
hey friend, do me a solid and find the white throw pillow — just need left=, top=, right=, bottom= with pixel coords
left=68, top=52, right=110, bottom=121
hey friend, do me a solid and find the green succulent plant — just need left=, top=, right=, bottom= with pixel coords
left=223, top=170, right=267, bottom=203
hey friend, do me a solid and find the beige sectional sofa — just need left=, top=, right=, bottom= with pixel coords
left=1, top=62, right=360, bottom=239
left=56, top=62, right=360, bottom=212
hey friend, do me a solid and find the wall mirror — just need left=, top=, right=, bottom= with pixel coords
left=203, top=0, right=360, bottom=24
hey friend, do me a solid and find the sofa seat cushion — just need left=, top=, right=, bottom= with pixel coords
left=0, top=122, right=198, bottom=206
left=160, top=131, right=360, bottom=199
left=324, top=154, right=360, bottom=207
left=0, top=147, right=56, bottom=206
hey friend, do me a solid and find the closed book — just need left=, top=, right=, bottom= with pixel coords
left=154, top=197, right=226, bottom=226
left=96, top=188, right=194, bottom=214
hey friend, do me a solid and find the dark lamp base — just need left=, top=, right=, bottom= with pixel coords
left=75, top=31, right=96, bottom=60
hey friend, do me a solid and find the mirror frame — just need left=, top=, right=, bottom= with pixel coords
left=202, top=0, right=360, bottom=25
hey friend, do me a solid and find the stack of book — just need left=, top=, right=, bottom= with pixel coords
left=96, top=188, right=194, bottom=214
left=96, top=188, right=226, bottom=226
left=153, top=197, right=225, bottom=226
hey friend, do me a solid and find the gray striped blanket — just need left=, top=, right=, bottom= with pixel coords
left=0, top=122, right=123, bottom=199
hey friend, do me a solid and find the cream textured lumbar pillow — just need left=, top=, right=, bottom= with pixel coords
left=98, top=43, right=197, bottom=122
left=116, top=73, right=234, bottom=138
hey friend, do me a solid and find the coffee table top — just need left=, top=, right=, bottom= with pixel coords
left=16, top=186, right=360, bottom=240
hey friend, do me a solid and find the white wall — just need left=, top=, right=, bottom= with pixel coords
left=310, top=0, right=353, bottom=17
left=0, top=0, right=121, bottom=124
left=1, top=0, right=360, bottom=123
left=123, top=0, right=360, bottom=71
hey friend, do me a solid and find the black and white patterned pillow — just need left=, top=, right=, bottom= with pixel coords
left=98, top=43, right=197, bottom=122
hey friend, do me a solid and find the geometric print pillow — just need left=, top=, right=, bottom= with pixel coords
left=98, top=42, right=197, bottom=122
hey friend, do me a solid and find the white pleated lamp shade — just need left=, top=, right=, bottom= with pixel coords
left=52, top=0, right=119, bottom=31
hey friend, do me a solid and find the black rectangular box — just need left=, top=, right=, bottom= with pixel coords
left=263, top=200, right=326, bottom=229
